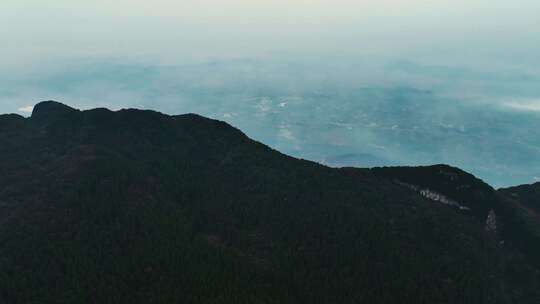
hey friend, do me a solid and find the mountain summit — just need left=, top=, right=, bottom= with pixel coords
left=31, top=100, right=78, bottom=120
left=0, top=102, right=538, bottom=303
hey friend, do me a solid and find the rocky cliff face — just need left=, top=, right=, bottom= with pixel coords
left=485, top=209, right=497, bottom=233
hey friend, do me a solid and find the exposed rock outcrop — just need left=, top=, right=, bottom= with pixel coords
left=485, top=209, right=497, bottom=233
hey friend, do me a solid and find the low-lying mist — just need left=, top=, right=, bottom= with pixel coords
left=2, top=57, right=539, bottom=187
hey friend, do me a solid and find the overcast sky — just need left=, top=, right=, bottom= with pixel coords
left=2, top=1, right=539, bottom=68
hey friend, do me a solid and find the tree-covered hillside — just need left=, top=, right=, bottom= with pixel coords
left=0, top=101, right=538, bottom=303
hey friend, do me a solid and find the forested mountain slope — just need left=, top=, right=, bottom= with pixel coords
left=0, top=101, right=538, bottom=303
left=500, top=183, right=540, bottom=214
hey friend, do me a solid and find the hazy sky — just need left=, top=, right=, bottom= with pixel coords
left=2, top=1, right=539, bottom=67
left=2, top=0, right=538, bottom=110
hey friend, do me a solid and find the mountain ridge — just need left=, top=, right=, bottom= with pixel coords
left=0, top=101, right=538, bottom=303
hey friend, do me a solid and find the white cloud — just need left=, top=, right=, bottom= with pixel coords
left=18, top=105, right=34, bottom=113
left=504, top=99, right=540, bottom=112
left=278, top=125, right=296, bottom=141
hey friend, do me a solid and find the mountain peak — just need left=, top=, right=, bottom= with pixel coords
left=31, top=101, right=78, bottom=121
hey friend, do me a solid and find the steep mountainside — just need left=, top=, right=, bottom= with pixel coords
left=498, top=183, right=540, bottom=266
left=500, top=183, right=540, bottom=214
left=0, top=101, right=538, bottom=303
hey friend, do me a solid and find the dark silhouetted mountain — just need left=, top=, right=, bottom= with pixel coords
left=31, top=100, right=79, bottom=123
left=500, top=182, right=540, bottom=214
left=371, top=165, right=497, bottom=219
left=0, top=101, right=538, bottom=303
